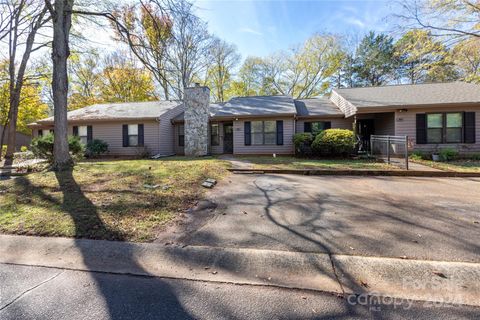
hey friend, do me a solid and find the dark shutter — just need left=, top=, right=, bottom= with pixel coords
left=464, top=112, right=476, bottom=143
left=416, top=114, right=427, bottom=144
left=138, top=124, right=144, bottom=146
left=38, top=130, right=43, bottom=136
left=304, top=122, right=312, bottom=133
left=87, top=126, right=93, bottom=143
left=324, top=121, right=331, bottom=130
left=244, top=121, right=251, bottom=145
left=276, top=120, right=284, bottom=145
left=73, top=126, right=78, bottom=136
left=122, top=124, right=128, bottom=147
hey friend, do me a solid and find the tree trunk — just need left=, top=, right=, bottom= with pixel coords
left=3, top=92, right=20, bottom=166
left=51, top=0, right=74, bottom=171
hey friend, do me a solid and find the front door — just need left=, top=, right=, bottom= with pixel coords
left=357, top=119, right=375, bottom=152
left=223, top=122, right=233, bottom=154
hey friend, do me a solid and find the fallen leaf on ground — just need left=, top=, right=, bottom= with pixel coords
left=243, top=211, right=248, bottom=214
left=360, top=280, right=369, bottom=288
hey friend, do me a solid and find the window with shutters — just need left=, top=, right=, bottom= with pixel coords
left=78, top=126, right=88, bottom=144
left=427, top=113, right=463, bottom=144
left=251, top=120, right=277, bottom=145
left=128, top=124, right=139, bottom=146
left=178, top=125, right=184, bottom=147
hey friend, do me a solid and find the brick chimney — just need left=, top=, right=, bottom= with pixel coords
left=184, top=84, right=210, bottom=156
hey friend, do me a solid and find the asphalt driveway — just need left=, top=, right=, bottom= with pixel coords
left=182, top=174, right=480, bottom=262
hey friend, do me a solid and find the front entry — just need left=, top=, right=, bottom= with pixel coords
left=223, top=122, right=233, bottom=154
left=357, top=119, right=375, bottom=152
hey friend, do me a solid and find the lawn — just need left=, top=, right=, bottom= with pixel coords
left=236, top=156, right=397, bottom=170
left=411, top=158, right=480, bottom=172
left=0, top=157, right=230, bottom=242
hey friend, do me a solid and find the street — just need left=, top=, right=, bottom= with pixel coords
left=1, top=263, right=479, bottom=320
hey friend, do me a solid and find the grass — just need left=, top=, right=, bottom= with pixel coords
left=410, top=158, right=480, bottom=172
left=0, top=157, right=230, bottom=242
left=236, top=155, right=397, bottom=170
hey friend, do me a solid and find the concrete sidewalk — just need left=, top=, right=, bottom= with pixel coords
left=1, top=234, right=479, bottom=307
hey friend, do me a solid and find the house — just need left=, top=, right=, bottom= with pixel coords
left=0, top=125, right=31, bottom=151
left=28, top=82, right=480, bottom=156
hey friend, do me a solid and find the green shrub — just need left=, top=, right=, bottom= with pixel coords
left=86, top=139, right=109, bottom=158
left=439, top=148, right=458, bottom=162
left=20, top=146, right=28, bottom=152
left=293, top=133, right=313, bottom=156
left=1, top=145, right=6, bottom=157
left=469, top=153, right=480, bottom=161
left=410, top=150, right=428, bottom=161
left=31, top=133, right=85, bottom=163
left=311, top=129, right=355, bottom=156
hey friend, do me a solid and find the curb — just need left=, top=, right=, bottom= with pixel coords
left=0, top=234, right=479, bottom=306
left=228, top=168, right=480, bottom=177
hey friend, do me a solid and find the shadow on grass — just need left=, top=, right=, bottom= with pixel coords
left=9, top=170, right=194, bottom=319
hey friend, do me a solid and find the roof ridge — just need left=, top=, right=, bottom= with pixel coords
left=333, top=81, right=467, bottom=91
left=229, top=94, right=292, bottom=100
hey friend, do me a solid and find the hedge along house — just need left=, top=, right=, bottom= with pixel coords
left=29, top=81, right=480, bottom=156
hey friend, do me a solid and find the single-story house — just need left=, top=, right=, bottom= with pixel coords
left=28, top=81, right=480, bottom=156
left=1, top=125, right=31, bottom=151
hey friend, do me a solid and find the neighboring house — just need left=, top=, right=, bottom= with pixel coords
left=0, top=125, right=31, bottom=151
left=29, top=82, right=480, bottom=156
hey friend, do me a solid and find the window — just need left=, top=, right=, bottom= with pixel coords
left=178, top=125, right=184, bottom=147
left=446, top=113, right=462, bottom=143
left=251, top=120, right=277, bottom=145
left=211, top=124, right=219, bottom=146
left=427, top=113, right=463, bottom=144
left=427, top=114, right=443, bottom=143
left=311, top=122, right=328, bottom=136
left=78, top=126, right=88, bottom=144
left=128, top=124, right=139, bottom=146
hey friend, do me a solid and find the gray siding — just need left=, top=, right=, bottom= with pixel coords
left=296, top=117, right=354, bottom=133
left=73, top=121, right=160, bottom=156
left=233, top=117, right=295, bottom=155
left=395, top=106, right=480, bottom=153
left=158, top=104, right=184, bottom=155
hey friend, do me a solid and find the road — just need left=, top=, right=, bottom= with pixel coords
left=1, top=263, right=479, bottom=320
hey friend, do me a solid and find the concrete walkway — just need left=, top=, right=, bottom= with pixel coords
left=1, top=234, right=479, bottom=307
left=218, top=155, right=253, bottom=169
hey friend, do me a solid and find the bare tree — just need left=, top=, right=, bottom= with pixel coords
left=0, top=0, right=50, bottom=164
left=108, top=1, right=173, bottom=99
left=166, top=0, right=212, bottom=99
left=263, top=34, right=343, bottom=99
left=45, top=0, right=74, bottom=170
left=397, top=0, right=480, bottom=42
left=73, top=0, right=211, bottom=100
left=204, top=37, right=240, bottom=102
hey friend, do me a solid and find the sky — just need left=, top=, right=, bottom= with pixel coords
left=195, top=0, right=396, bottom=58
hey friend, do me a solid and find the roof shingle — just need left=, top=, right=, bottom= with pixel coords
left=333, top=82, right=480, bottom=108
